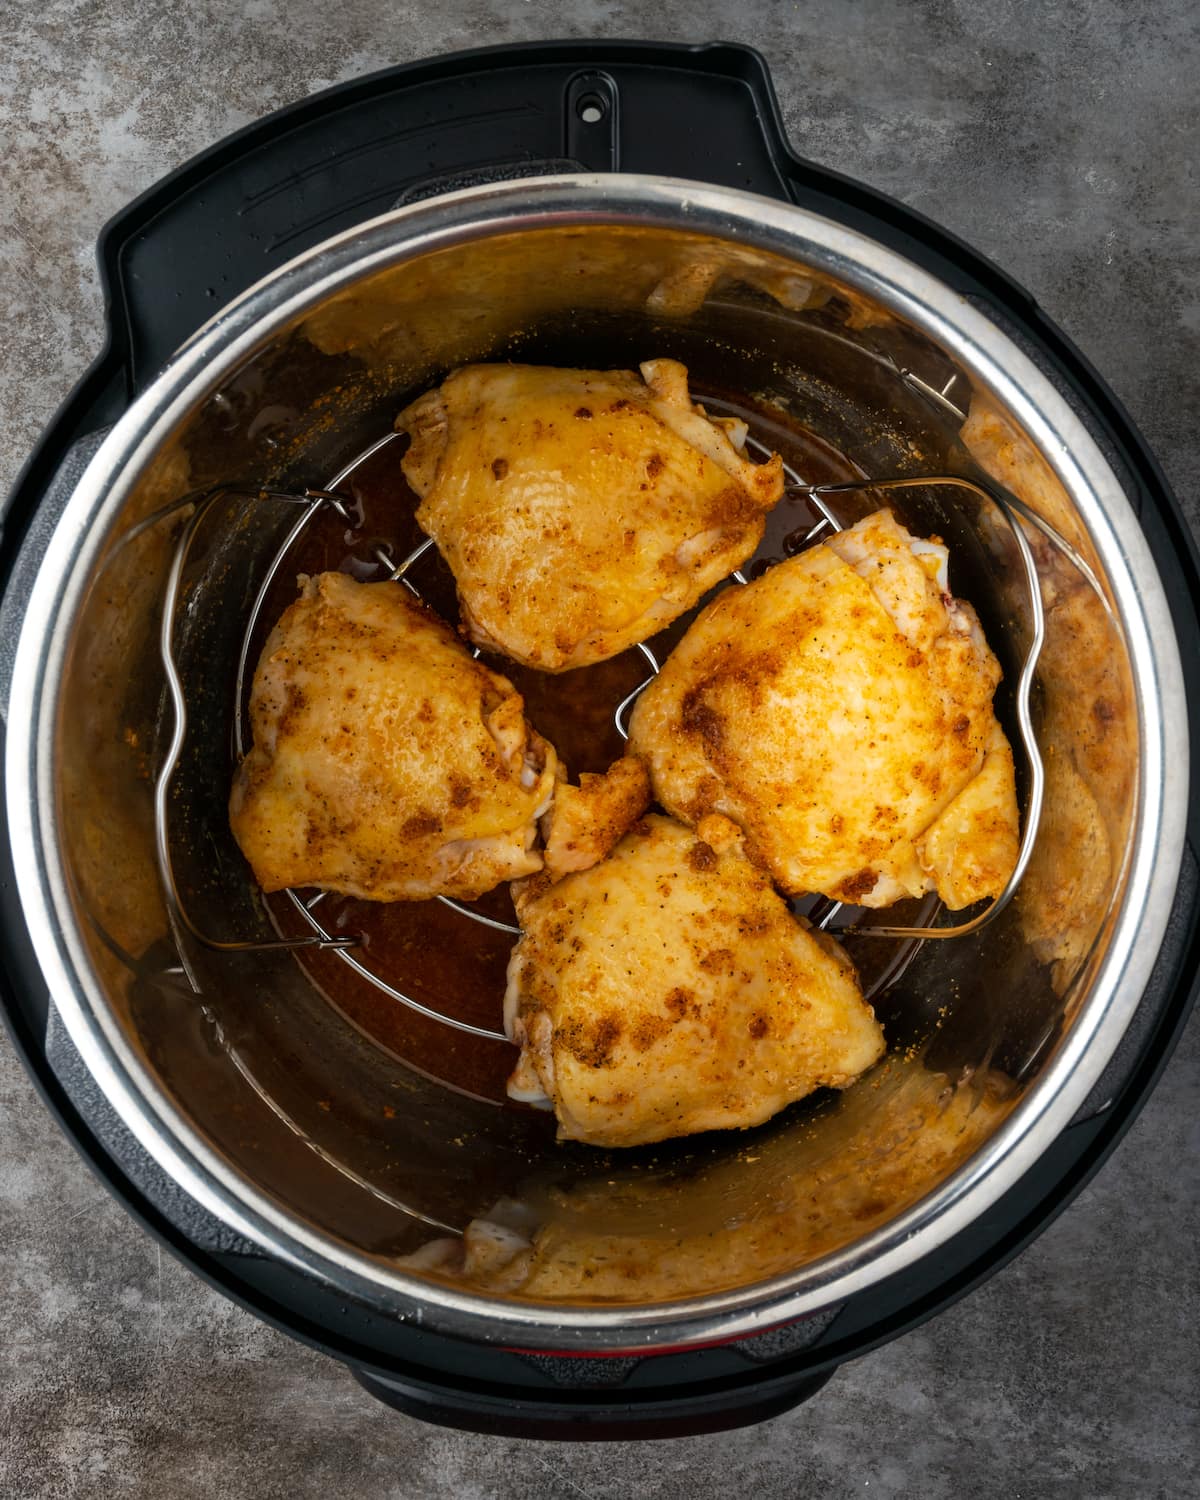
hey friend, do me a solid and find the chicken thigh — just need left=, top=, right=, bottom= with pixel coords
left=505, top=813, right=884, bottom=1147
left=394, top=360, right=784, bottom=672
left=628, top=510, right=1019, bottom=909
left=230, top=571, right=558, bottom=902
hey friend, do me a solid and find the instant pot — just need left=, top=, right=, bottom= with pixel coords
left=2, top=41, right=1197, bottom=1439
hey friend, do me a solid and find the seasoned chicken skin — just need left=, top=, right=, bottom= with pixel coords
left=395, top=360, right=784, bottom=672
left=540, top=755, right=651, bottom=879
left=505, top=813, right=884, bottom=1147
left=230, top=571, right=558, bottom=901
left=629, top=510, right=1019, bottom=909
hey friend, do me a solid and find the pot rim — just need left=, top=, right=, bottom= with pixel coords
left=5, top=173, right=1187, bottom=1351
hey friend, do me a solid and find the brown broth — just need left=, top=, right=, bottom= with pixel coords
left=254, top=390, right=880, bottom=1105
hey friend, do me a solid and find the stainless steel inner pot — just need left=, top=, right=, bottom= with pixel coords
left=5, top=176, right=1187, bottom=1352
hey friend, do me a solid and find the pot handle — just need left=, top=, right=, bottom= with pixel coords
left=349, top=1361, right=836, bottom=1440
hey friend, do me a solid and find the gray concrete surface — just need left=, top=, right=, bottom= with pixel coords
left=1, top=1, right=1197, bottom=1495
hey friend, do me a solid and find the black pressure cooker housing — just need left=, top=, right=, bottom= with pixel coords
left=1, top=42, right=1197, bottom=1439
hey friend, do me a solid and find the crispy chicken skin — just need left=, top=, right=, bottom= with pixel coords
left=394, top=360, right=784, bottom=672
left=540, top=755, right=652, bottom=880
left=629, top=510, right=1018, bottom=909
left=504, top=813, right=884, bottom=1147
left=229, top=571, right=558, bottom=902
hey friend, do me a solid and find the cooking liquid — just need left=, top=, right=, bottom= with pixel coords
left=252, top=393, right=904, bottom=1105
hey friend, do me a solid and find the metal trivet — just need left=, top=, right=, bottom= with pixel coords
left=154, top=424, right=1047, bottom=1042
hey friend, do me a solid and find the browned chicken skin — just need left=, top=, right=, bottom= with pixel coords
left=229, top=571, right=558, bottom=901
left=629, top=510, right=1019, bottom=909
left=505, top=813, right=884, bottom=1147
left=395, top=359, right=784, bottom=672
left=540, top=755, right=652, bottom=880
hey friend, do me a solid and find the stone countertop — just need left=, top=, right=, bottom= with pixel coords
left=1, top=2, right=1197, bottom=1496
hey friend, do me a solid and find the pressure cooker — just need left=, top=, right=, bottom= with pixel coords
left=1, top=42, right=1196, bottom=1438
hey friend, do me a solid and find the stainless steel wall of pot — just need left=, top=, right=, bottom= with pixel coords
left=4, top=176, right=1188, bottom=1353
